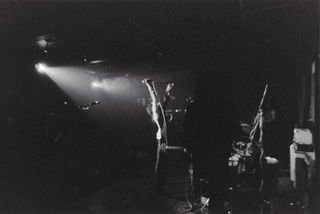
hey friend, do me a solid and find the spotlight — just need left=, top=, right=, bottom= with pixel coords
left=91, top=81, right=99, bottom=88
left=35, top=63, right=47, bottom=73
left=88, top=59, right=105, bottom=64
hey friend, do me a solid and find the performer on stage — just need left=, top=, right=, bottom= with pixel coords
left=183, top=73, right=242, bottom=213
left=143, top=78, right=174, bottom=193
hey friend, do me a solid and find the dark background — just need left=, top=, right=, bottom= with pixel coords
left=0, top=0, right=318, bottom=212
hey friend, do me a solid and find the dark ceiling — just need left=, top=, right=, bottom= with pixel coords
left=0, top=0, right=317, bottom=66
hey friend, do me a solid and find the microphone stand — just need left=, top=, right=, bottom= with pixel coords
left=249, top=84, right=268, bottom=193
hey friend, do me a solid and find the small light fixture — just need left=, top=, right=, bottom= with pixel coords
left=35, top=63, right=47, bottom=73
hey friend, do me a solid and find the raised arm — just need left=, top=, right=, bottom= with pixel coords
left=143, top=78, right=162, bottom=140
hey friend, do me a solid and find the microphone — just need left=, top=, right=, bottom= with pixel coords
left=142, top=78, right=153, bottom=85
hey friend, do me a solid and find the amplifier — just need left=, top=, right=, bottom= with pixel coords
left=290, top=144, right=315, bottom=189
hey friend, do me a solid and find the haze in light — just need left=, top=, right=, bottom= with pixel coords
left=40, top=65, right=99, bottom=105
left=38, top=64, right=138, bottom=109
left=91, top=77, right=131, bottom=94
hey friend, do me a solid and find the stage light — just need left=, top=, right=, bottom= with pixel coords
left=35, top=63, right=47, bottom=73
left=91, top=81, right=100, bottom=88
left=88, top=59, right=105, bottom=64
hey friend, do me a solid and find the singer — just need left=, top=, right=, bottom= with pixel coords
left=143, top=78, right=174, bottom=193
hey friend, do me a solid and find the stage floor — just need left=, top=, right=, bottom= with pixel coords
left=59, top=164, right=314, bottom=214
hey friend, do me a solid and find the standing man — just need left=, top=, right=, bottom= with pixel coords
left=143, top=79, right=174, bottom=193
